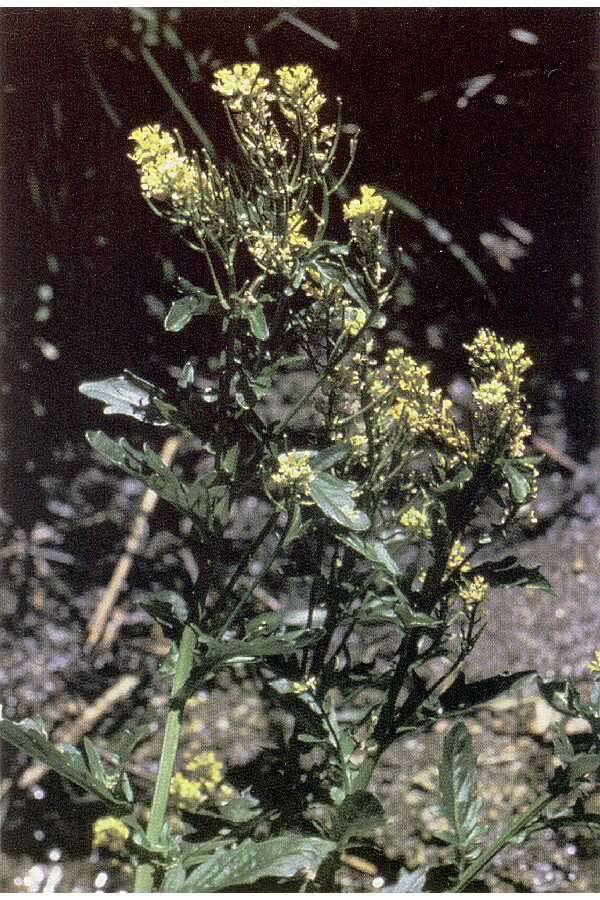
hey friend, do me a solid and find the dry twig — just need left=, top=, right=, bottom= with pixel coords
left=18, top=674, right=140, bottom=790
left=86, top=435, right=183, bottom=650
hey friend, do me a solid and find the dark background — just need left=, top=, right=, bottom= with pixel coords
left=1, top=7, right=598, bottom=519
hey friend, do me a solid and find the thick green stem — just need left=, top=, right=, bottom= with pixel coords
left=450, top=793, right=552, bottom=893
left=134, top=624, right=197, bottom=892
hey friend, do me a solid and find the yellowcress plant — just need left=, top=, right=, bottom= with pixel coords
left=1, top=62, right=599, bottom=894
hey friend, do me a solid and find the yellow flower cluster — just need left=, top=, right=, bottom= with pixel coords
left=169, top=772, right=208, bottom=811
left=276, top=64, right=326, bottom=133
left=170, top=752, right=232, bottom=812
left=466, top=329, right=533, bottom=458
left=343, top=186, right=387, bottom=264
left=385, top=348, right=470, bottom=460
left=458, top=575, right=490, bottom=608
left=291, top=675, right=317, bottom=694
left=343, top=186, right=387, bottom=226
left=212, top=63, right=270, bottom=112
left=446, top=540, right=471, bottom=574
left=399, top=507, right=432, bottom=539
left=288, top=213, right=312, bottom=250
left=272, top=450, right=314, bottom=495
left=128, top=125, right=198, bottom=208
left=344, top=307, right=367, bottom=337
left=92, top=816, right=130, bottom=854
left=587, top=649, right=600, bottom=674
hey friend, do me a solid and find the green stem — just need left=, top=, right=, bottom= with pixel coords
left=140, top=47, right=214, bottom=156
left=133, top=624, right=197, bottom=892
left=450, top=793, right=553, bottom=893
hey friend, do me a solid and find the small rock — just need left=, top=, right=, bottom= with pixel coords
left=527, top=699, right=562, bottom=737
left=410, top=765, right=437, bottom=792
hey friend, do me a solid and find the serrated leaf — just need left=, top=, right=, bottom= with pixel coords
left=165, top=835, right=336, bottom=892
left=79, top=373, right=170, bottom=425
left=183, top=629, right=322, bottom=697
left=0, top=718, right=130, bottom=811
left=438, top=722, right=484, bottom=857
left=434, top=466, right=473, bottom=495
left=308, top=473, right=369, bottom=532
left=83, top=736, right=107, bottom=785
left=164, top=292, right=216, bottom=332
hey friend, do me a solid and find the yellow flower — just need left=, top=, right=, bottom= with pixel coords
left=287, top=213, right=311, bottom=250
left=343, top=307, right=367, bottom=337
left=291, top=676, right=317, bottom=694
left=185, top=751, right=224, bottom=795
left=399, top=507, right=432, bottom=539
left=169, top=772, right=208, bottom=812
left=385, top=348, right=470, bottom=459
left=458, top=575, right=490, bottom=608
left=465, top=329, right=533, bottom=461
left=272, top=450, right=314, bottom=495
left=247, top=213, right=310, bottom=275
left=276, top=64, right=326, bottom=132
left=587, top=649, right=600, bottom=674
left=446, top=540, right=471, bottom=574
left=343, top=186, right=386, bottom=226
left=92, top=817, right=129, bottom=854
left=212, top=63, right=270, bottom=111
left=128, top=125, right=198, bottom=208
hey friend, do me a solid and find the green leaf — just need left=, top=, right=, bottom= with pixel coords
left=165, top=292, right=216, bottom=332
left=138, top=590, right=190, bottom=637
left=183, top=629, right=322, bottom=696
left=439, top=671, right=536, bottom=714
left=433, top=466, right=473, bottom=495
left=308, top=473, right=369, bottom=532
left=79, top=372, right=170, bottom=425
left=83, top=736, right=107, bottom=785
left=332, top=791, right=385, bottom=847
left=384, top=867, right=429, bottom=892
left=244, top=304, right=269, bottom=341
left=86, top=431, right=197, bottom=520
left=283, top=504, right=307, bottom=549
left=438, top=722, right=485, bottom=857
left=0, top=718, right=130, bottom=811
left=500, top=460, right=533, bottom=505
left=309, top=444, right=351, bottom=472
left=113, top=724, right=153, bottom=764
left=470, top=556, right=553, bottom=593
left=340, top=534, right=400, bottom=575
left=164, top=835, right=336, bottom=892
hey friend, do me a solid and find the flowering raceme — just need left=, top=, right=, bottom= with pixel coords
left=92, top=816, right=130, bottom=853
left=276, top=64, right=327, bottom=133
left=272, top=450, right=315, bottom=495
left=128, top=125, right=198, bottom=208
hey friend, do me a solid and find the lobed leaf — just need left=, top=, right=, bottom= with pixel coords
left=0, top=718, right=130, bottom=811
